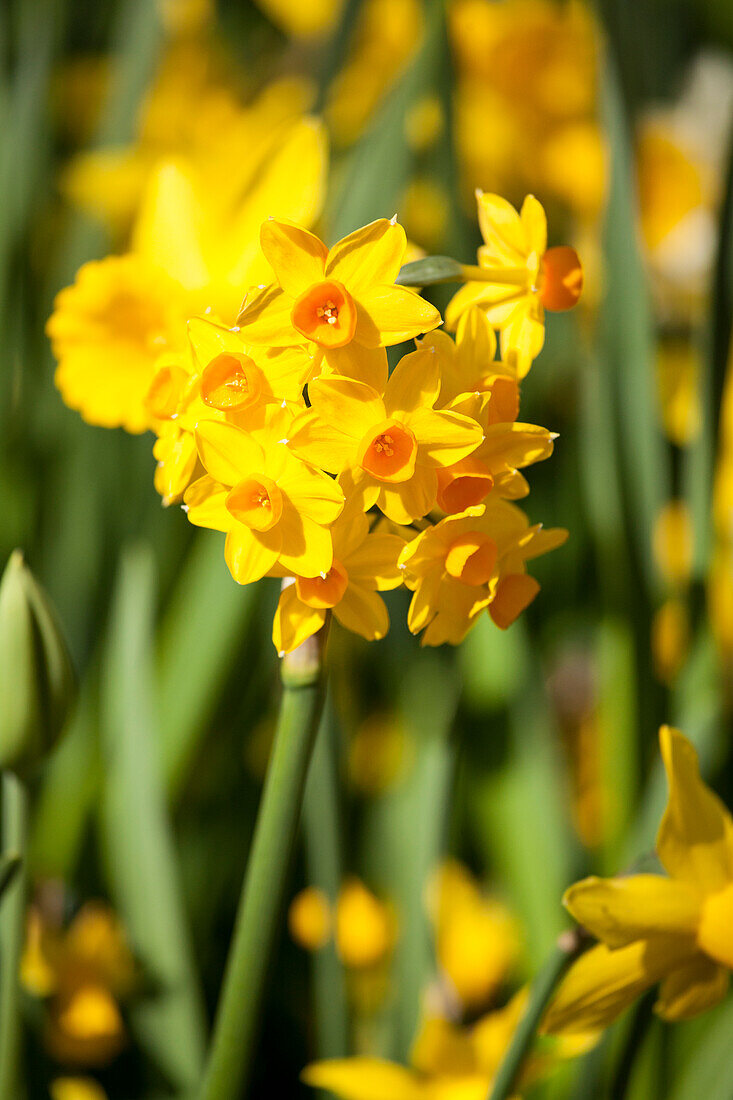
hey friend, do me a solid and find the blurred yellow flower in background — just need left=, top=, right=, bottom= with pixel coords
left=253, top=0, right=343, bottom=38
left=652, top=500, right=694, bottom=590
left=544, top=727, right=733, bottom=1034
left=50, top=1079, right=107, bottom=1100
left=336, top=878, right=395, bottom=969
left=288, top=886, right=333, bottom=950
left=429, top=861, right=520, bottom=1010
left=22, top=901, right=136, bottom=1069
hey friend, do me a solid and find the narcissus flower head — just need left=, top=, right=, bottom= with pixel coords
left=273, top=501, right=404, bottom=653
left=237, top=217, right=441, bottom=379
left=288, top=346, right=483, bottom=524
left=185, top=418, right=344, bottom=583
left=446, top=192, right=583, bottom=377
left=400, top=500, right=567, bottom=645
left=543, top=726, right=733, bottom=1034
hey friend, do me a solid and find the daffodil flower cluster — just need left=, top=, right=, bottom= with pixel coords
left=50, top=194, right=579, bottom=655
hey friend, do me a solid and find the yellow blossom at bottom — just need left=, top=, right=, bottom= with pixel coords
left=544, top=727, right=733, bottom=1034
left=51, top=1079, right=108, bottom=1100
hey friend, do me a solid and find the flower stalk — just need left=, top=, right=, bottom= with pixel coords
left=486, top=928, right=586, bottom=1100
left=199, top=616, right=330, bottom=1100
left=0, top=771, right=29, bottom=1100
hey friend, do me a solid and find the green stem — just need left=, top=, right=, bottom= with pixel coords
left=0, top=771, right=28, bottom=1100
left=199, top=622, right=329, bottom=1100
left=487, top=929, right=585, bottom=1100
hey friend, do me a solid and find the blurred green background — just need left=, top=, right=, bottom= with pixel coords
left=2, top=0, right=733, bottom=1097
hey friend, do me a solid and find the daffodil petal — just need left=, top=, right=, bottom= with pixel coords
left=445, top=282, right=501, bottom=330
left=522, top=526, right=569, bottom=560
left=384, top=347, right=440, bottom=418
left=479, top=423, right=555, bottom=472
left=345, top=533, right=405, bottom=589
left=225, top=526, right=281, bottom=584
left=132, top=160, right=211, bottom=291
left=183, top=475, right=231, bottom=530
left=654, top=954, right=729, bottom=1022
left=260, top=219, right=328, bottom=298
left=278, top=464, right=344, bottom=524
left=307, top=377, right=386, bottom=436
left=301, top=1058, right=423, bottom=1100
left=153, top=431, right=198, bottom=505
left=188, top=316, right=246, bottom=371
left=542, top=940, right=683, bottom=1035
left=277, top=506, right=333, bottom=578
left=355, top=285, right=441, bottom=348
left=377, top=468, right=437, bottom=523
left=476, top=192, right=527, bottom=265
left=323, top=344, right=389, bottom=388
left=325, top=219, right=407, bottom=289
left=657, top=726, right=733, bottom=891
left=273, top=583, right=326, bottom=655
left=195, top=420, right=265, bottom=486
left=563, top=875, right=702, bottom=949
left=288, top=412, right=356, bottom=472
left=236, top=283, right=298, bottom=345
left=334, top=585, right=390, bottom=641
left=520, top=194, right=547, bottom=256
left=409, top=408, right=483, bottom=467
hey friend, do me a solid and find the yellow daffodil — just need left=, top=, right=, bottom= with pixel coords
left=651, top=598, right=690, bottom=685
left=544, top=726, right=733, bottom=1033
left=303, top=993, right=548, bottom=1100
left=48, top=256, right=191, bottom=434
left=254, top=0, right=342, bottom=37
left=430, top=861, right=520, bottom=1009
left=335, top=878, right=396, bottom=970
left=185, top=420, right=344, bottom=584
left=400, top=501, right=567, bottom=645
left=149, top=316, right=313, bottom=504
left=288, top=887, right=333, bottom=951
left=272, top=503, right=404, bottom=653
left=652, top=501, right=694, bottom=589
left=288, top=347, right=482, bottom=524
left=51, top=1079, right=108, bottom=1100
left=446, top=192, right=583, bottom=376
left=22, top=901, right=136, bottom=1069
left=50, top=115, right=327, bottom=434
left=236, top=218, right=441, bottom=380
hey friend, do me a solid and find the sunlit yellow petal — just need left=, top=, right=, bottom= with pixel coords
left=345, top=534, right=405, bottom=590
left=657, top=726, right=733, bottom=891
left=277, top=508, right=333, bottom=578
left=654, top=954, right=729, bottom=1022
left=308, top=377, right=386, bottom=436
left=302, top=1058, right=423, bottom=1100
left=260, top=219, right=328, bottom=297
left=384, top=347, right=441, bottom=418
left=273, top=583, right=326, bottom=655
left=236, top=284, right=299, bottom=345
left=355, top=285, right=441, bottom=347
left=326, top=218, right=407, bottom=289
left=563, top=875, right=701, bottom=949
left=323, top=344, right=389, bottom=388
left=409, top=408, right=483, bottom=467
left=225, top=526, right=281, bottom=585
left=334, top=584, right=390, bottom=641
left=195, top=421, right=265, bottom=486
left=183, top=475, right=231, bottom=530
left=476, top=191, right=527, bottom=265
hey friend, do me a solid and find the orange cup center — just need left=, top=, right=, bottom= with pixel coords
left=445, top=531, right=497, bottom=586
left=437, top=457, right=494, bottom=513
left=538, top=246, right=583, bottom=312
left=226, top=474, right=283, bottom=531
left=201, top=352, right=263, bottom=411
left=291, top=280, right=357, bottom=348
left=296, top=560, right=349, bottom=609
left=357, top=418, right=418, bottom=483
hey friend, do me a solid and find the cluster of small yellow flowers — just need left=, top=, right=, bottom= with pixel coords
left=50, top=188, right=580, bottom=654
left=289, top=878, right=395, bottom=970
left=160, top=198, right=578, bottom=652
left=21, top=900, right=136, bottom=1070
left=543, top=727, right=733, bottom=1034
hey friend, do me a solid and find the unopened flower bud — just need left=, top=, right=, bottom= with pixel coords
left=0, top=551, right=75, bottom=777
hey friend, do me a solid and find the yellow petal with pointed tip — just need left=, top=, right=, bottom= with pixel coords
left=563, top=875, right=701, bottom=949
left=355, top=285, right=441, bottom=348
left=225, top=526, right=281, bottom=584
left=384, top=347, right=441, bottom=418
left=657, top=725, right=733, bottom=891
left=654, top=954, right=729, bottom=1021
left=260, top=220, right=328, bottom=297
left=302, top=1058, right=423, bottom=1100
left=273, top=584, right=326, bottom=655
left=326, top=218, right=407, bottom=289
left=195, top=421, right=265, bottom=486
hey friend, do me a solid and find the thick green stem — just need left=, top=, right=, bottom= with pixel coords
left=0, top=771, right=28, bottom=1100
left=199, top=624, right=329, bottom=1100
left=487, top=929, right=585, bottom=1100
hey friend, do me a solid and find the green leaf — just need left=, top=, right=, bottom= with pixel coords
left=395, top=256, right=464, bottom=287
left=156, top=532, right=260, bottom=800
left=99, top=544, right=206, bottom=1092
left=669, top=994, right=733, bottom=1100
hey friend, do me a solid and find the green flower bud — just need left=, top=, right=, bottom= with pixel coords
left=0, top=551, right=75, bottom=777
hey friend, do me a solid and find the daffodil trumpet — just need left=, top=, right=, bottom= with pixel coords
left=199, top=618, right=330, bottom=1100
